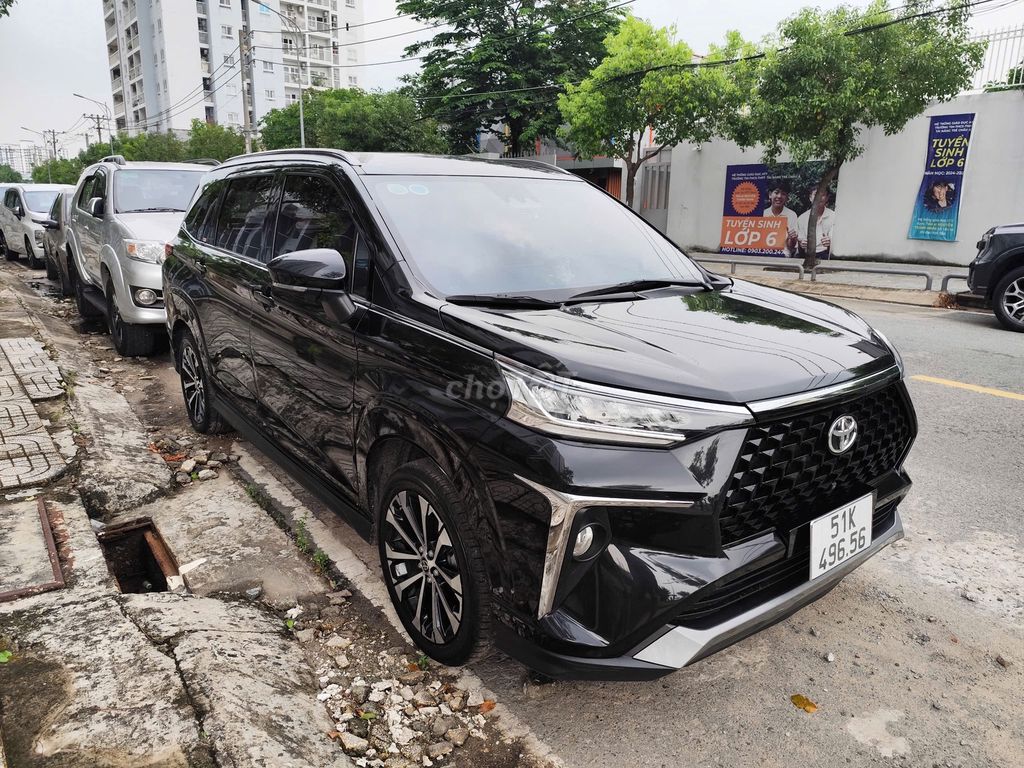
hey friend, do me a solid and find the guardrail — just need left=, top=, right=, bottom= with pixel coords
left=694, top=257, right=969, bottom=293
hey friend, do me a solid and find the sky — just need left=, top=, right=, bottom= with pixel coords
left=0, top=0, right=1021, bottom=157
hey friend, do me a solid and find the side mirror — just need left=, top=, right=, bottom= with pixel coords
left=13, top=205, right=23, bottom=219
left=268, top=248, right=356, bottom=323
left=41, top=219, right=59, bottom=230
left=88, top=197, right=105, bottom=218
left=268, top=248, right=348, bottom=291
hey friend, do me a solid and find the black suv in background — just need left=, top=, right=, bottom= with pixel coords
left=965, top=222, right=1024, bottom=332
left=163, top=150, right=916, bottom=679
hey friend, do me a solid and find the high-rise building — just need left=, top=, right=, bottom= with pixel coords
left=0, top=144, right=51, bottom=180
left=102, top=0, right=364, bottom=138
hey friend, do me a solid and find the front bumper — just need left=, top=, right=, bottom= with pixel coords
left=110, top=257, right=166, bottom=325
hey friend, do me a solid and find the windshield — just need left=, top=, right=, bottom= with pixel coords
left=24, top=191, right=61, bottom=214
left=368, top=175, right=703, bottom=297
left=114, top=169, right=205, bottom=214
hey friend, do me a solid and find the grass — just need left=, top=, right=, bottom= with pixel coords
left=59, top=367, right=77, bottom=399
left=244, top=482, right=275, bottom=513
left=312, top=548, right=330, bottom=574
left=295, top=515, right=312, bottom=554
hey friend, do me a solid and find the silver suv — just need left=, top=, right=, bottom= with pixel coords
left=66, top=155, right=208, bottom=355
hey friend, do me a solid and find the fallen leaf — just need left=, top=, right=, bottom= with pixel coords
left=0, top=651, right=12, bottom=664
left=162, top=452, right=187, bottom=462
left=407, top=662, right=420, bottom=672
left=790, top=694, right=817, bottom=713
left=357, top=709, right=377, bottom=720
left=327, top=730, right=341, bottom=741
left=479, top=699, right=496, bottom=714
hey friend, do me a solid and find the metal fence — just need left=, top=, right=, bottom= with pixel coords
left=970, top=26, right=1024, bottom=91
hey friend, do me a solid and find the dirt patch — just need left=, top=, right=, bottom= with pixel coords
left=0, top=653, right=70, bottom=767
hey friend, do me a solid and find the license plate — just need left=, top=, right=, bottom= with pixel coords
left=809, top=494, right=874, bottom=580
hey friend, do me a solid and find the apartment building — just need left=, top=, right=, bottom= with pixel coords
left=103, top=0, right=364, bottom=136
left=0, top=144, right=50, bottom=180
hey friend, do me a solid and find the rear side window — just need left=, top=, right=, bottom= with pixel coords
left=213, top=174, right=277, bottom=261
left=273, top=173, right=356, bottom=278
left=184, top=179, right=224, bottom=242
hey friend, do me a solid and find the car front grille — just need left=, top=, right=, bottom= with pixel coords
left=719, top=381, right=914, bottom=546
left=672, top=500, right=898, bottom=628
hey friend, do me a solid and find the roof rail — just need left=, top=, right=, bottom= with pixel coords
left=217, top=147, right=359, bottom=168
left=188, top=158, right=221, bottom=166
left=100, top=154, right=127, bottom=165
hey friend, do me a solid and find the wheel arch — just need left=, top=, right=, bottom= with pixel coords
left=989, top=249, right=1024, bottom=298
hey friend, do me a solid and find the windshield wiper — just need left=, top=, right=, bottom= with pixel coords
left=445, top=294, right=560, bottom=309
left=566, top=278, right=712, bottom=301
left=118, top=207, right=185, bottom=213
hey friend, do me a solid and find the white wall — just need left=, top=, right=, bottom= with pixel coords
left=666, top=90, right=1024, bottom=266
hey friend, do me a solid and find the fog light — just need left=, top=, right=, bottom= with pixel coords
left=572, top=525, right=595, bottom=559
left=134, top=288, right=158, bottom=306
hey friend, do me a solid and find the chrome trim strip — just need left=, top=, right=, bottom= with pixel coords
left=632, top=510, right=905, bottom=669
left=747, top=365, right=902, bottom=415
left=516, top=476, right=694, bottom=619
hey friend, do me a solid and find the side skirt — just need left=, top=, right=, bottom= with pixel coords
left=210, top=391, right=373, bottom=541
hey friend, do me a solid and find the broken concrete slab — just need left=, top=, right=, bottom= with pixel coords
left=0, top=338, right=64, bottom=400
left=0, top=500, right=62, bottom=602
left=73, top=378, right=169, bottom=516
left=173, top=628, right=349, bottom=767
left=109, top=474, right=325, bottom=609
left=120, top=593, right=283, bottom=645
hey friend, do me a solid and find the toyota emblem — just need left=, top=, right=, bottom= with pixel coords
left=827, top=415, right=858, bottom=455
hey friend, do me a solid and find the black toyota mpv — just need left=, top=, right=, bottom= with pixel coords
left=163, top=150, right=916, bottom=680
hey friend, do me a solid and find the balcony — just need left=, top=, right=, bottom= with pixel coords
left=196, top=1, right=208, bottom=15
left=127, top=65, right=142, bottom=81
left=125, top=34, right=139, bottom=51
left=284, top=72, right=302, bottom=84
left=204, top=90, right=214, bottom=102
left=109, top=49, right=120, bottom=67
left=131, top=95, right=144, bottom=108
left=307, top=47, right=330, bottom=62
left=200, top=58, right=211, bottom=74
left=308, top=19, right=331, bottom=32
left=111, top=76, right=123, bottom=92
left=104, top=0, right=115, bottom=18
left=198, top=30, right=209, bottom=44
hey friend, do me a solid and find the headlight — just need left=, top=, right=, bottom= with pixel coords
left=873, top=329, right=904, bottom=377
left=498, top=359, right=752, bottom=446
left=124, top=240, right=166, bottom=264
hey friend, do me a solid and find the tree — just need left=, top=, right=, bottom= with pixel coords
left=186, top=119, right=245, bottom=161
left=259, top=89, right=448, bottom=153
left=397, top=0, right=624, bottom=154
left=559, top=18, right=748, bottom=207
left=119, top=131, right=186, bottom=162
left=31, top=158, right=84, bottom=185
left=737, top=0, right=985, bottom=268
left=0, top=164, right=22, bottom=183
left=0, top=1, right=15, bottom=18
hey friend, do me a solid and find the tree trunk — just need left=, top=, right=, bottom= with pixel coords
left=802, top=164, right=841, bottom=270
left=507, top=120, right=523, bottom=157
left=625, top=159, right=638, bottom=208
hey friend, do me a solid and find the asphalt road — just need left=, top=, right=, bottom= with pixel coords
left=6, top=259, right=1023, bottom=767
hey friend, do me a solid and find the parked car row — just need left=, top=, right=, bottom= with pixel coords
left=0, top=182, right=72, bottom=269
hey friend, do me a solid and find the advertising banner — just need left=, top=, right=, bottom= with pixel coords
left=720, top=163, right=840, bottom=258
left=908, top=113, right=974, bottom=242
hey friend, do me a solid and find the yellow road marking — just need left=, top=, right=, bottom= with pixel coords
left=911, top=375, right=1024, bottom=401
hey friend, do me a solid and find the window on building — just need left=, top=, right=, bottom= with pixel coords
left=227, top=83, right=238, bottom=96
left=157, top=18, right=162, bottom=32
left=346, top=0, right=355, bottom=7
left=220, top=0, right=230, bottom=7
left=263, top=60, right=274, bottom=72
left=347, top=49, right=357, bottom=63
left=348, top=76, right=357, bottom=86
left=224, top=54, right=235, bottom=65
left=221, top=24, right=233, bottom=38
left=265, top=89, right=275, bottom=100
left=228, top=112, right=239, bottom=123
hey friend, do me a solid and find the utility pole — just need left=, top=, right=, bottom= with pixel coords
left=84, top=114, right=107, bottom=149
left=42, top=130, right=60, bottom=160
left=239, top=28, right=253, bottom=153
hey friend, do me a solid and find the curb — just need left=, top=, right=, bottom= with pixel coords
left=737, top=274, right=949, bottom=308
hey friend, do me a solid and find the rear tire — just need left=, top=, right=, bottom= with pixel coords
left=0, top=232, right=15, bottom=261
left=377, top=459, right=492, bottom=667
left=106, top=278, right=156, bottom=357
left=993, top=266, right=1024, bottom=333
left=26, top=238, right=43, bottom=270
left=176, top=329, right=230, bottom=434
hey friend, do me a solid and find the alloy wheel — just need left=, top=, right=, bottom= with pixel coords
left=180, top=342, right=207, bottom=426
left=382, top=490, right=464, bottom=645
left=1002, top=277, right=1024, bottom=322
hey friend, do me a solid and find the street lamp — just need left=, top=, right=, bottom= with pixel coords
left=21, top=127, right=52, bottom=182
left=256, top=2, right=306, bottom=147
left=73, top=92, right=116, bottom=153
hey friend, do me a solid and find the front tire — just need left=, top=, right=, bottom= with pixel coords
left=993, top=266, right=1024, bottom=333
left=377, top=459, right=492, bottom=666
left=26, top=238, right=43, bottom=270
left=177, top=330, right=230, bottom=434
left=106, top=278, right=156, bottom=356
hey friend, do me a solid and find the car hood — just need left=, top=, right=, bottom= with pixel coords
left=115, top=212, right=186, bottom=243
left=439, top=279, right=894, bottom=403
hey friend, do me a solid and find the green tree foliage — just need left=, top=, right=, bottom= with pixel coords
left=0, top=164, right=22, bottom=183
left=559, top=18, right=750, bottom=207
left=397, top=0, right=624, bottom=154
left=0, top=0, right=15, bottom=18
left=735, top=0, right=985, bottom=267
left=118, top=131, right=187, bottom=162
left=31, top=158, right=84, bottom=185
left=186, top=119, right=245, bottom=161
left=259, top=89, right=448, bottom=153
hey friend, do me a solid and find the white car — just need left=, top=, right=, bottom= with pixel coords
left=0, top=183, right=70, bottom=269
